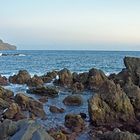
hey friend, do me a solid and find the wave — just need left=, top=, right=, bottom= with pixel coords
left=18, top=54, right=26, bottom=56
left=0, top=53, right=26, bottom=57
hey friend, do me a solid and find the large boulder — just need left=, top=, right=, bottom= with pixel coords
left=124, top=57, right=140, bottom=86
left=88, top=68, right=108, bottom=90
left=15, top=93, right=46, bottom=119
left=9, top=70, right=31, bottom=84
left=88, top=80, right=135, bottom=126
left=27, top=86, right=59, bottom=98
left=56, top=68, right=73, bottom=87
left=64, top=114, right=85, bottom=132
left=63, top=95, right=83, bottom=106
left=27, top=75, right=44, bottom=88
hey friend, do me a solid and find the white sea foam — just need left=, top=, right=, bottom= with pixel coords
left=18, top=54, right=26, bottom=56
left=56, top=75, right=59, bottom=80
left=0, top=53, right=2, bottom=56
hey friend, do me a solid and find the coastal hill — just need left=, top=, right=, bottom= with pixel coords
left=0, top=39, right=16, bottom=50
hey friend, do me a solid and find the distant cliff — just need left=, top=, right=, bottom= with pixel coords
left=0, top=39, right=16, bottom=50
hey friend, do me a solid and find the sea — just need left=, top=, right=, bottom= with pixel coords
left=0, top=50, right=140, bottom=139
left=0, top=50, right=140, bottom=77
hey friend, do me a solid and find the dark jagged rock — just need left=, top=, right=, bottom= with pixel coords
left=27, top=75, right=44, bottom=88
left=41, top=70, right=58, bottom=83
left=109, top=68, right=132, bottom=87
left=124, top=56, right=140, bottom=86
left=9, top=70, right=31, bottom=84
left=63, top=95, right=83, bottom=106
left=73, top=72, right=89, bottom=86
left=56, top=68, right=73, bottom=88
left=88, top=80, right=135, bottom=126
left=123, top=82, right=140, bottom=120
left=88, top=68, right=108, bottom=90
left=27, top=86, right=59, bottom=98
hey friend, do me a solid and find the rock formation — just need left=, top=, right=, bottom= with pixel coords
left=0, top=39, right=16, bottom=50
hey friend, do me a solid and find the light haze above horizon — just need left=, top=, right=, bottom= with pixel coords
left=0, top=0, right=140, bottom=50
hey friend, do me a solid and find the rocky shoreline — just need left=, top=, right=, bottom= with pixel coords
left=0, top=56, right=140, bottom=140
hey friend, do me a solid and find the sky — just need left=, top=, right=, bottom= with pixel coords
left=0, top=0, right=140, bottom=50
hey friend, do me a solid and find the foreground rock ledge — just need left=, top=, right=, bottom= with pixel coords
left=0, top=119, right=54, bottom=140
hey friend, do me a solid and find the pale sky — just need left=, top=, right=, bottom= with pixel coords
left=0, top=0, right=140, bottom=50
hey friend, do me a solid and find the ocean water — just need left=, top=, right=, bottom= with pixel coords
left=0, top=50, right=140, bottom=77
left=1, top=50, right=140, bottom=139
